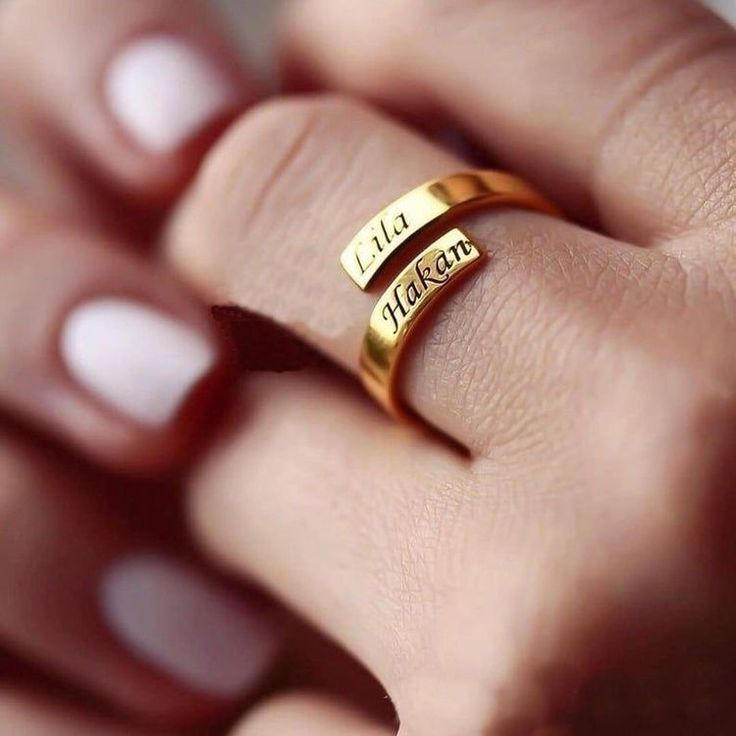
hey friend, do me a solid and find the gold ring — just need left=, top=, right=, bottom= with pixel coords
left=360, top=227, right=485, bottom=419
left=344, top=170, right=560, bottom=420
left=340, top=170, right=559, bottom=290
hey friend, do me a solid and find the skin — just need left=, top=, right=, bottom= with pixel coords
left=170, top=0, right=736, bottom=733
left=0, top=0, right=284, bottom=730
left=0, top=0, right=255, bottom=472
left=2, top=0, right=736, bottom=734
left=0, top=0, right=388, bottom=731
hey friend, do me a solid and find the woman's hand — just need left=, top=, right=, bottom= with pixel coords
left=0, top=0, right=261, bottom=470
left=0, top=0, right=284, bottom=731
left=165, top=1, right=736, bottom=733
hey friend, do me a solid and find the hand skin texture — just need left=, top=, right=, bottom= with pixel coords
left=4, top=0, right=736, bottom=735
left=166, top=0, right=736, bottom=733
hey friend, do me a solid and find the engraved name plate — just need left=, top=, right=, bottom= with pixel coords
left=341, top=171, right=544, bottom=290
left=360, top=228, right=485, bottom=400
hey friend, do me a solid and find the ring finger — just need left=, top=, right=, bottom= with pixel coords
left=168, top=96, right=707, bottom=452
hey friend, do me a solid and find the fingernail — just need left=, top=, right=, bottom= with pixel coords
left=61, top=297, right=215, bottom=427
left=101, top=554, right=279, bottom=697
left=105, top=36, right=238, bottom=153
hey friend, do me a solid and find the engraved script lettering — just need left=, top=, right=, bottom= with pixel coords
left=354, top=212, right=409, bottom=275
left=379, top=235, right=479, bottom=335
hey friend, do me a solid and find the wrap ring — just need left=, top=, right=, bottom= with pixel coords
left=340, top=170, right=562, bottom=420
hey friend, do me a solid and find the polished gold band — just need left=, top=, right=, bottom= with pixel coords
left=345, top=170, right=560, bottom=419
left=340, top=170, right=559, bottom=290
left=360, top=228, right=485, bottom=419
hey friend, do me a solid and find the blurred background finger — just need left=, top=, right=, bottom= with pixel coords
left=0, top=190, right=231, bottom=473
left=0, top=429, right=280, bottom=726
left=0, top=0, right=260, bottom=234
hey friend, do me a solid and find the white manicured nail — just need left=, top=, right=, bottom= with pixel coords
left=61, top=298, right=215, bottom=426
left=106, top=36, right=237, bottom=153
left=101, top=554, right=278, bottom=697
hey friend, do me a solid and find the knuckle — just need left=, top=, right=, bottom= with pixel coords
left=169, top=92, right=384, bottom=293
left=199, top=93, right=370, bottom=195
left=191, top=92, right=375, bottom=227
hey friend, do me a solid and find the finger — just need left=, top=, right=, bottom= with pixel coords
left=0, top=689, right=161, bottom=736
left=190, top=372, right=467, bottom=698
left=0, top=430, right=280, bottom=725
left=0, top=191, right=230, bottom=474
left=231, top=693, right=393, bottom=736
left=0, top=0, right=259, bottom=224
left=190, top=373, right=590, bottom=734
left=283, top=0, right=736, bottom=247
left=168, top=96, right=684, bottom=453
left=233, top=699, right=566, bottom=736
